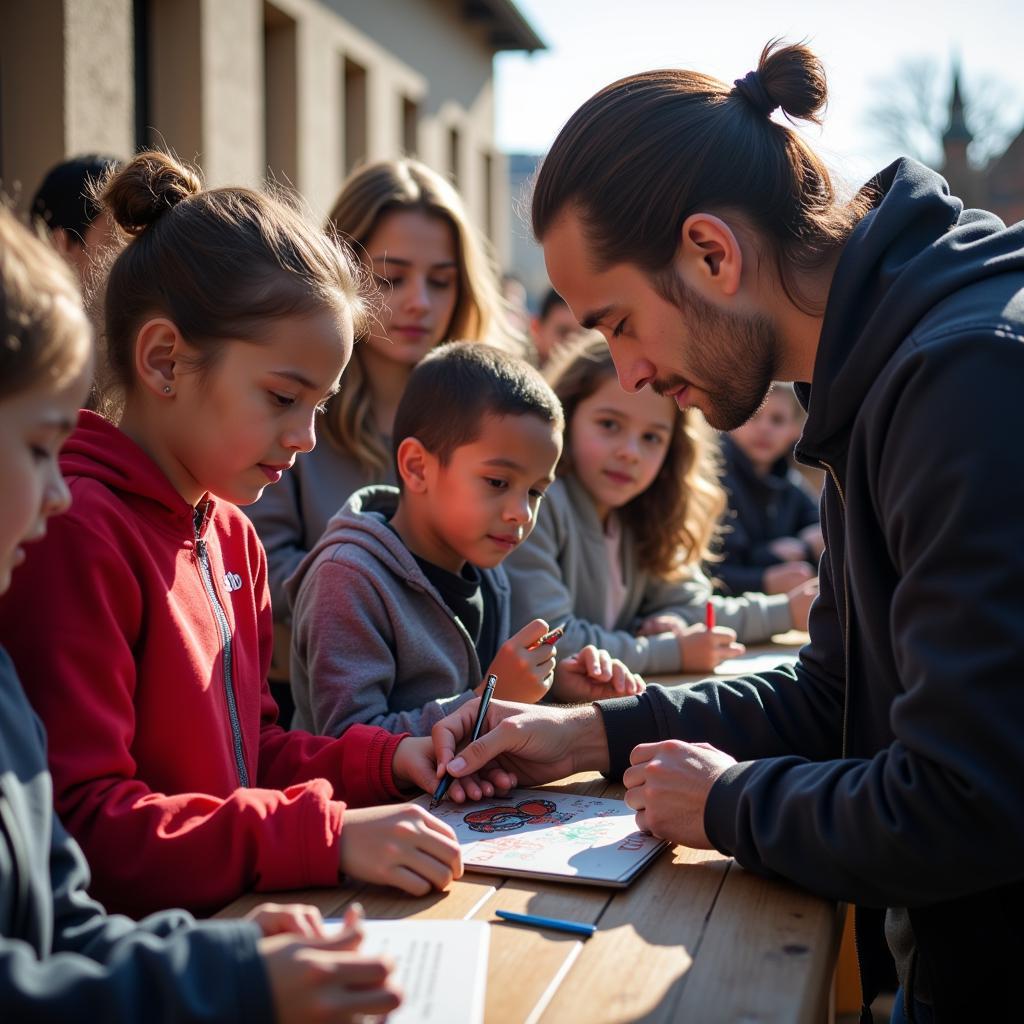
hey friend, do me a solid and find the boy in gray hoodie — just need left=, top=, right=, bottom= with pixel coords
left=288, top=343, right=644, bottom=738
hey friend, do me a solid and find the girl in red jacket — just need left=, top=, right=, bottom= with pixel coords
left=0, top=151, right=472, bottom=918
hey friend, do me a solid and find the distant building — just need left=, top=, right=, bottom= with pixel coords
left=506, top=151, right=549, bottom=307
left=941, top=68, right=1024, bottom=226
left=0, top=0, right=544, bottom=261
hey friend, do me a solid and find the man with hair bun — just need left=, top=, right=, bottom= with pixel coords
left=432, top=39, right=1024, bottom=1021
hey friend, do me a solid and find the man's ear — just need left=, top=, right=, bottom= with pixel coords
left=134, top=317, right=189, bottom=398
left=396, top=436, right=434, bottom=494
left=676, top=213, right=744, bottom=299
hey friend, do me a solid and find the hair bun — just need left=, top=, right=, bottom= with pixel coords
left=101, top=151, right=203, bottom=237
left=754, top=39, right=828, bottom=125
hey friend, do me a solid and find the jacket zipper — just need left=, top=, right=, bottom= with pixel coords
left=0, top=789, right=30, bottom=938
left=194, top=524, right=250, bottom=788
left=821, top=460, right=871, bottom=1018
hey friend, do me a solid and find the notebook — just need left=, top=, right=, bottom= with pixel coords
left=419, top=788, right=668, bottom=887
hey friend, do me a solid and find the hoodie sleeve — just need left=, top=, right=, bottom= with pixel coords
left=598, top=529, right=847, bottom=780
left=0, top=812, right=273, bottom=1024
left=0, top=506, right=389, bottom=917
left=505, top=488, right=682, bottom=674
left=704, top=335, right=1024, bottom=907
left=635, top=566, right=793, bottom=643
left=290, top=559, right=478, bottom=738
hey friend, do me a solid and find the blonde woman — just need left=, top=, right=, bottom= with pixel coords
left=247, top=159, right=518, bottom=699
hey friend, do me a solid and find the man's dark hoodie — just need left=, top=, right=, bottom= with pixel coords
left=596, top=159, right=1024, bottom=1020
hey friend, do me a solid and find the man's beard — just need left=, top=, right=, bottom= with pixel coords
left=655, top=276, right=779, bottom=431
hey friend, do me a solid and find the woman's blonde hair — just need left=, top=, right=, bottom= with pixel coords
left=546, top=334, right=725, bottom=579
left=0, top=205, right=92, bottom=401
left=323, top=158, right=519, bottom=476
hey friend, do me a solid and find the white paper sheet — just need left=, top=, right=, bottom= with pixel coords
left=325, top=918, right=488, bottom=1024
left=714, top=650, right=800, bottom=675
left=419, top=789, right=667, bottom=886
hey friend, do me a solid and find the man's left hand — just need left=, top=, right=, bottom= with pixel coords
left=622, top=740, right=737, bottom=848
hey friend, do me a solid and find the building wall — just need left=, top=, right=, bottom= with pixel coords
left=0, top=0, right=510, bottom=257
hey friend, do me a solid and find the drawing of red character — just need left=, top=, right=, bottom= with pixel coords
left=463, top=798, right=572, bottom=833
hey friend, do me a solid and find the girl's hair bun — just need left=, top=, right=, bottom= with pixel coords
left=100, top=151, right=203, bottom=237
left=756, top=39, right=828, bottom=125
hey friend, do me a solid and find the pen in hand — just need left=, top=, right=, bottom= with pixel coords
left=429, top=673, right=498, bottom=809
left=526, top=624, right=565, bottom=651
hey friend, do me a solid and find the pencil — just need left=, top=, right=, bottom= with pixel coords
left=526, top=624, right=565, bottom=651
left=429, top=673, right=498, bottom=809
left=705, top=600, right=716, bottom=630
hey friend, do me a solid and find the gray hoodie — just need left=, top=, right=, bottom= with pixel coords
left=0, top=647, right=272, bottom=1023
left=503, top=476, right=793, bottom=675
left=287, top=485, right=512, bottom=737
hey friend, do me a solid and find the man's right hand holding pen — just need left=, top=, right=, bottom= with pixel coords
left=430, top=698, right=611, bottom=804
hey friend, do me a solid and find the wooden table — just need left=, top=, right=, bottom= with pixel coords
left=219, top=770, right=841, bottom=1022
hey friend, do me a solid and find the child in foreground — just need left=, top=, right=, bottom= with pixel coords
left=716, top=383, right=823, bottom=596
left=0, top=152, right=464, bottom=920
left=288, top=342, right=643, bottom=738
left=0, top=205, right=399, bottom=1023
left=504, top=335, right=816, bottom=674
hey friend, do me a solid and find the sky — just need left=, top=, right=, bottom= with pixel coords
left=495, top=0, right=1024, bottom=190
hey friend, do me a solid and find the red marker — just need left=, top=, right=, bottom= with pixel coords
left=526, top=625, right=565, bottom=651
left=705, top=600, right=716, bottom=630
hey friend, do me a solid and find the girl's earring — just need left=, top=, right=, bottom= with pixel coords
left=162, top=385, right=173, bottom=395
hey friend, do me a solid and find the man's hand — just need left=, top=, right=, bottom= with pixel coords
left=622, top=740, right=737, bottom=848
left=431, top=699, right=610, bottom=802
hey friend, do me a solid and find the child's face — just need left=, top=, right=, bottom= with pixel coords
left=418, top=412, right=562, bottom=573
left=729, top=389, right=802, bottom=471
left=569, top=374, right=675, bottom=521
left=362, top=209, right=459, bottom=368
left=168, top=309, right=352, bottom=506
left=0, top=365, right=90, bottom=595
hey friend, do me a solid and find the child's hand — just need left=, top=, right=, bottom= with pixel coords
left=763, top=560, right=815, bottom=594
left=486, top=618, right=557, bottom=703
left=549, top=645, right=646, bottom=700
left=677, top=624, right=744, bottom=672
left=635, top=613, right=689, bottom=638
left=786, top=577, right=819, bottom=631
left=245, top=901, right=360, bottom=942
left=260, top=929, right=401, bottom=1024
left=392, top=735, right=506, bottom=803
left=338, top=804, right=463, bottom=896
left=768, top=536, right=809, bottom=563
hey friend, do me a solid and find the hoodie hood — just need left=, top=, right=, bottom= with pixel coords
left=285, top=484, right=432, bottom=609
left=61, top=410, right=211, bottom=536
left=796, top=158, right=1024, bottom=467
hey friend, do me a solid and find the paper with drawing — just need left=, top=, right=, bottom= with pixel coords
left=418, top=788, right=668, bottom=886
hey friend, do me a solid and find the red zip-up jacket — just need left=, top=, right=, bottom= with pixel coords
left=0, top=411, right=406, bottom=917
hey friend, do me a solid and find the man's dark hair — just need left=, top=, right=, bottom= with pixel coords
left=393, top=341, right=563, bottom=468
left=538, top=286, right=567, bottom=322
left=31, top=154, right=121, bottom=243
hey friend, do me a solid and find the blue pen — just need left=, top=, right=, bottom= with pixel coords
left=430, top=673, right=497, bottom=808
left=495, top=910, right=596, bottom=938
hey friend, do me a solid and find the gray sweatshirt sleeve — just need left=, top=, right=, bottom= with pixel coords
left=506, top=495, right=681, bottom=675
left=291, top=560, right=477, bottom=737
left=0, top=811, right=272, bottom=1024
left=246, top=468, right=307, bottom=623
left=637, top=565, right=793, bottom=642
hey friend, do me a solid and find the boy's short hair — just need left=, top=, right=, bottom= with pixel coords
left=393, top=341, right=563, bottom=468
left=31, top=154, right=120, bottom=243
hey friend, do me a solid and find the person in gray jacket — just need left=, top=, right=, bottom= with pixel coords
left=0, top=205, right=400, bottom=1023
left=504, top=335, right=811, bottom=676
left=288, top=344, right=644, bottom=738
